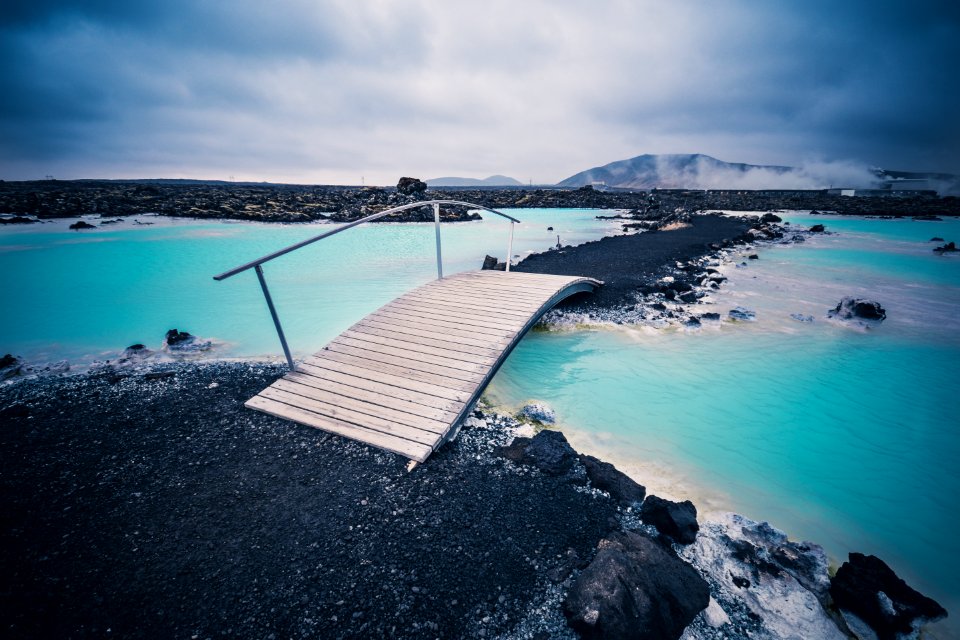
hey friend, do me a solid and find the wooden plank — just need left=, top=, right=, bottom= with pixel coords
left=321, top=342, right=483, bottom=383
left=348, top=323, right=505, bottom=358
left=337, top=329, right=498, bottom=367
left=356, top=316, right=511, bottom=351
left=457, top=272, right=576, bottom=288
left=400, top=290, right=541, bottom=314
left=420, top=281, right=547, bottom=304
left=297, top=361, right=469, bottom=404
left=269, top=379, right=452, bottom=432
left=246, top=395, right=433, bottom=461
left=296, top=363, right=469, bottom=412
left=304, top=351, right=476, bottom=393
left=370, top=307, right=517, bottom=339
left=332, top=334, right=493, bottom=371
left=398, top=292, right=536, bottom=319
left=383, top=301, right=522, bottom=331
left=287, top=368, right=462, bottom=415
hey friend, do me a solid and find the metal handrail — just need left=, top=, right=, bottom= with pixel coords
left=213, top=199, right=520, bottom=369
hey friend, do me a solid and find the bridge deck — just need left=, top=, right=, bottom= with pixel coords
left=246, top=270, right=600, bottom=461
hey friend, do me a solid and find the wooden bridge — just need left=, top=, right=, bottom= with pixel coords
left=215, top=201, right=600, bottom=462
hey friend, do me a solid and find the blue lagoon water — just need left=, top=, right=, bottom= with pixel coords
left=487, top=213, right=960, bottom=636
left=3, top=210, right=959, bottom=635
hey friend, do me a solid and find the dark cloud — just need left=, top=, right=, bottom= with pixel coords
left=1, top=0, right=958, bottom=183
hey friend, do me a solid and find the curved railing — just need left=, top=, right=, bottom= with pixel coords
left=213, top=200, right=520, bottom=369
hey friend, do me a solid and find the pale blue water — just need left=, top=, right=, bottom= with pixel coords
left=0, top=209, right=619, bottom=363
left=3, top=210, right=959, bottom=636
left=487, top=213, right=960, bottom=637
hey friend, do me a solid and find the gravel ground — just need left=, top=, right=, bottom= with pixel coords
left=0, top=363, right=618, bottom=639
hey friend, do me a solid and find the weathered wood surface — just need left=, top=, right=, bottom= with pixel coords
left=246, top=270, right=600, bottom=461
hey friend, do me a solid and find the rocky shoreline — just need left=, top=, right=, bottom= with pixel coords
left=0, top=361, right=947, bottom=639
left=2, top=180, right=959, bottom=225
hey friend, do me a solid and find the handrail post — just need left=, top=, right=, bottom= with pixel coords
left=433, top=202, right=443, bottom=279
left=255, top=264, right=295, bottom=370
left=505, top=221, right=515, bottom=272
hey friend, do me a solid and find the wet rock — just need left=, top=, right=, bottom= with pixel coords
left=679, top=513, right=846, bottom=640
left=44, top=360, right=70, bottom=374
left=641, top=495, right=699, bottom=544
left=497, top=430, right=577, bottom=476
left=578, top=454, right=646, bottom=506
left=790, top=313, right=814, bottom=323
left=933, top=241, right=957, bottom=253
left=728, top=307, right=756, bottom=322
left=564, top=530, right=709, bottom=640
left=162, top=329, right=213, bottom=352
left=699, top=312, right=721, bottom=322
left=68, top=220, right=96, bottom=230
left=122, top=343, right=153, bottom=360
left=760, top=213, right=782, bottom=223
left=396, top=177, right=427, bottom=196
left=481, top=255, right=499, bottom=270
left=518, top=402, right=556, bottom=424
left=831, top=553, right=947, bottom=640
left=827, top=298, right=886, bottom=323
left=0, top=215, right=35, bottom=224
left=912, top=214, right=942, bottom=221
left=1, top=354, right=24, bottom=380
left=929, top=237, right=944, bottom=242
left=809, top=224, right=826, bottom=233
left=748, top=254, right=759, bottom=259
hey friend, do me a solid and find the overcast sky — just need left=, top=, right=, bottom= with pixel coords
left=2, top=0, right=958, bottom=184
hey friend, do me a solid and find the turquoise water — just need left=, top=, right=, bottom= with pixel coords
left=487, top=213, right=960, bottom=637
left=3, top=209, right=959, bottom=636
left=0, top=209, right=620, bottom=363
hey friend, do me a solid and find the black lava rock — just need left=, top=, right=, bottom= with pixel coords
left=809, top=224, right=826, bottom=232
left=396, top=177, right=427, bottom=196
left=641, top=495, right=699, bottom=544
left=164, top=329, right=194, bottom=345
left=68, top=220, right=96, bottom=230
left=760, top=213, right=782, bottom=223
left=481, top=254, right=499, bottom=270
left=564, top=530, right=709, bottom=640
left=933, top=241, right=957, bottom=253
left=830, top=553, right=947, bottom=640
left=497, top=430, right=578, bottom=476
left=579, top=454, right=646, bottom=506
left=930, top=237, right=944, bottom=242
left=748, top=254, right=759, bottom=259
left=828, top=297, right=886, bottom=322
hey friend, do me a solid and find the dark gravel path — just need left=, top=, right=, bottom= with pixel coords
left=0, top=363, right=617, bottom=639
left=514, top=213, right=753, bottom=309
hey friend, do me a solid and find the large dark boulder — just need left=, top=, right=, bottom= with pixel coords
left=1, top=354, right=24, bottom=380
left=809, top=224, right=826, bottom=232
left=579, top=454, right=646, bottom=506
left=827, top=297, right=886, bottom=322
left=68, top=220, right=96, bottom=230
left=830, top=553, right=947, bottom=640
left=396, top=177, right=427, bottom=196
left=760, top=213, right=782, bottom=223
left=933, top=241, right=957, bottom=253
left=641, top=495, right=699, bottom=544
left=564, top=530, right=709, bottom=639
left=496, top=430, right=578, bottom=476
left=481, top=255, right=499, bottom=270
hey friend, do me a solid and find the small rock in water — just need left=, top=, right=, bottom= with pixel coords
left=163, top=329, right=213, bottom=352
left=809, top=224, right=826, bottom=233
left=122, top=344, right=154, bottom=360
left=728, top=307, right=756, bottom=322
left=1, top=354, right=25, bottom=380
left=760, top=213, right=782, bottom=223
left=827, top=298, right=885, bottom=323
left=748, top=254, right=759, bottom=260
left=518, top=402, right=556, bottom=424
left=699, top=312, right=721, bottom=323
left=69, top=220, right=96, bottom=230
left=929, top=237, right=944, bottom=242
left=790, top=313, right=814, bottom=323
left=830, top=552, right=947, bottom=640
left=933, top=241, right=957, bottom=253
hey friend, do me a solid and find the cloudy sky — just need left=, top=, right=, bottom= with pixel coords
left=2, top=0, right=958, bottom=184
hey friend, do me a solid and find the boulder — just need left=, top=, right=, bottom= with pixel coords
left=518, top=402, right=556, bottom=424
left=122, top=343, right=154, bottom=361
left=641, top=495, right=699, bottom=544
left=1, top=354, right=24, bottom=380
left=831, top=553, right=947, bottom=640
left=396, top=177, right=427, bottom=196
left=929, top=237, right=944, bottom=242
left=69, top=220, right=96, bottom=230
left=162, top=329, right=213, bottom=352
left=481, top=255, right=498, bottom=270
left=728, top=307, right=756, bottom=322
left=748, top=254, right=759, bottom=260
left=760, top=213, right=782, bottom=223
left=809, top=224, right=826, bottom=233
left=0, top=215, right=35, bottom=224
left=699, top=312, right=721, bottom=322
left=564, top=530, right=709, bottom=640
left=578, top=454, right=646, bottom=506
left=679, top=513, right=846, bottom=639
left=933, top=241, right=957, bottom=253
left=827, top=298, right=885, bottom=322
left=497, top=429, right=578, bottom=476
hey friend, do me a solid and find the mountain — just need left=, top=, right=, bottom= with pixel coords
left=557, top=154, right=795, bottom=189
left=426, top=175, right=523, bottom=187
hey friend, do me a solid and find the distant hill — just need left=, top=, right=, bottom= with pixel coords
left=557, top=154, right=796, bottom=189
left=426, top=175, right=523, bottom=187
